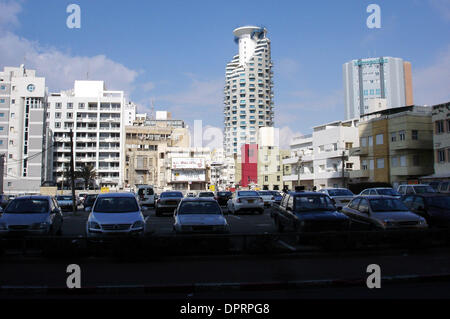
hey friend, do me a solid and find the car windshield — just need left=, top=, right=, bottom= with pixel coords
left=328, top=189, right=354, bottom=196
left=160, top=192, right=183, bottom=198
left=138, top=188, right=154, bottom=196
left=414, top=186, right=436, bottom=194
left=270, top=191, right=282, bottom=197
left=217, top=192, right=229, bottom=196
left=377, top=189, right=400, bottom=196
left=238, top=191, right=259, bottom=197
left=295, top=196, right=336, bottom=212
left=369, top=198, right=409, bottom=212
left=426, top=196, right=450, bottom=209
left=199, top=193, right=214, bottom=197
left=93, top=197, right=139, bottom=213
left=5, top=199, right=49, bottom=214
left=57, top=196, right=72, bottom=201
left=258, top=191, right=271, bottom=196
left=85, top=196, right=97, bottom=205
left=178, top=201, right=221, bottom=215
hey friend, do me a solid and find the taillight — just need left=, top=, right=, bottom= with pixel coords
left=237, top=198, right=241, bottom=203
left=271, top=197, right=275, bottom=200
left=259, top=198, right=263, bottom=202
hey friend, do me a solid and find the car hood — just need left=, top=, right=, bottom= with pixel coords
left=1, top=213, right=49, bottom=225
left=90, top=212, right=143, bottom=224
left=177, top=214, right=226, bottom=226
left=372, top=212, right=422, bottom=221
left=331, top=196, right=354, bottom=201
left=295, top=211, right=348, bottom=221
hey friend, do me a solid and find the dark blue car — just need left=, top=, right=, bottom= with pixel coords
left=272, top=191, right=350, bottom=232
left=269, top=191, right=283, bottom=205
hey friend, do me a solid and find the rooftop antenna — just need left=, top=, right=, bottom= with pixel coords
left=150, top=98, right=155, bottom=120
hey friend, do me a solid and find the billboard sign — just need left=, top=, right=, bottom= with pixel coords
left=172, top=158, right=205, bottom=169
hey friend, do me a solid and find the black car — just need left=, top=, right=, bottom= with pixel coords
left=271, top=191, right=350, bottom=232
left=402, top=193, right=450, bottom=227
left=215, top=191, right=233, bottom=206
left=155, top=191, right=184, bottom=216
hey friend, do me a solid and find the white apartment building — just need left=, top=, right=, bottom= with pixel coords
left=343, top=57, right=414, bottom=119
left=211, top=148, right=235, bottom=190
left=0, top=65, right=51, bottom=195
left=47, top=81, right=135, bottom=190
left=283, top=119, right=360, bottom=190
left=224, top=26, right=274, bottom=157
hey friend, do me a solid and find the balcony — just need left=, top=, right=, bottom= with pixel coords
left=315, top=170, right=347, bottom=180
left=349, top=170, right=370, bottom=179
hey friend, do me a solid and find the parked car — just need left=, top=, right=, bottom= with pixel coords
left=56, top=195, right=75, bottom=212
left=137, top=185, right=156, bottom=207
left=317, top=188, right=355, bottom=209
left=257, top=191, right=275, bottom=207
left=227, top=190, right=264, bottom=215
left=173, top=198, right=230, bottom=234
left=86, top=193, right=145, bottom=238
left=83, top=194, right=98, bottom=211
left=402, top=193, right=450, bottom=227
left=215, top=191, right=233, bottom=206
left=397, top=184, right=436, bottom=196
left=341, top=195, right=428, bottom=230
left=271, top=191, right=350, bottom=233
left=359, top=188, right=402, bottom=199
left=429, top=181, right=450, bottom=194
left=269, top=191, right=283, bottom=205
left=78, top=193, right=88, bottom=204
left=0, top=196, right=63, bottom=236
left=198, top=192, right=215, bottom=198
left=155, top=191, right=184, bottom=216
left=186, top=192, right=196, bottom=198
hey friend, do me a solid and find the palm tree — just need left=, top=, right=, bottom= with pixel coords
left=77, top=164, right=97, bottom=190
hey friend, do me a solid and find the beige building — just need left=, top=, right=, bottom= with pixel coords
left=124, top=113, right=190, bottom=191
left=350, top=105, right=434, bottom=188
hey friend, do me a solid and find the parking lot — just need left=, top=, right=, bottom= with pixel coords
left=61, top=206, right=276, bottom=236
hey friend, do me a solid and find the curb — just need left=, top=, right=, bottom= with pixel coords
left=2, top=273, right=450, bottom=295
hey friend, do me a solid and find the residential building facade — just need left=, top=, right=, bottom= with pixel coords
left=47, top=81, right=133, bottom=190
left=350, top=105, right=434, bottom=188
left=0, top=65, right=50, bottom=194
left=224, top=26, right=274, bottom=157
left=283, top=119, right=360, bottom=190
left=343, top=57, right=414, bottom=119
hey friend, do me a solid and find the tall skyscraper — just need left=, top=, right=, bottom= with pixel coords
left=343, top=57, right=414, bottom=119
left=223, top=26, right=274, bottom=156
left=0, top=65, right=51, bottom=194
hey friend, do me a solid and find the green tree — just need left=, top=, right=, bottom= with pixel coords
left=77, top=164, right=97, bottom=190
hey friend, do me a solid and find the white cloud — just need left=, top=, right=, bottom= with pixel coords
left=414, top=45, right=450, bottom=105
left=142, top=81, right=155, bottom=91
left=0, top=1, right=139, bottom=94
left=0, top=0, right=21, bottom=28
left=279, top=126, right=302, bottom=150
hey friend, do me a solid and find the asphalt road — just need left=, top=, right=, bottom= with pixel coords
left=61, top=206, right=276, bottom=236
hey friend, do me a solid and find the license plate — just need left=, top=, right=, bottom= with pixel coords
left=167, top=201, right=176, bottom=205
left=247, top=200, right=254, bottom=203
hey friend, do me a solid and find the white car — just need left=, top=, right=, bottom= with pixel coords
left=257, top=191, right=275, bottom=207
left=317, top=188, right=355, bottom=209
left=173, top=198, right=230, bottom=234
left=137, top=185, right=156, bottom=207
left=227, top=190, right=264, bottom=215
left=86, top=193, right=145, bottom=238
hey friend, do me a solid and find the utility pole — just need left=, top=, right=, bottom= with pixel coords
left=69, top=129, right=77, bottom=215
left=296, top=156, right=302, bottom=189
left=341, top=150, right=347, bottom=188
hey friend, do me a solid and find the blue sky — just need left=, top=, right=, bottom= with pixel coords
left=0, top=0, right=449, bottom=146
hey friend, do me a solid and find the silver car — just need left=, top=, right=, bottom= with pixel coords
left=341, top=195, right=428, bottom=230
left=257, top=191, right=275, bottom=207
left=0, top=196, right=64, bottom=236
left=318, top=188, right=355, bottom=209
left=173, top=198, right=230, bottom=234
left=86, top=193, right=145, bottom=238
left=227, top=190, right=264, bottom=215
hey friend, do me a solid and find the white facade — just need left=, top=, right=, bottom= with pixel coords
left=211, top=148, right=235, bottom=190
left=224, top=26, right=274, bottom=157
left=0, top=65, right=49, bottom=194
left=47, top=81, right=129, bottom=190
left=343, top=57, right=412, bottom=119
left=124, top=102, right=136, bottom=126
left=283, top=119, right=360, bottom=189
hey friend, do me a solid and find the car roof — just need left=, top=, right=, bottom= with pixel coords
left=408, top=193, right=449, bottom=198
left=355, top=195, right=399, bottom=199
left=15, top=195, right=51, bottom=200
left=97, top=192, right=136, bottom=198
left=288, top=191, right=326, bottom=196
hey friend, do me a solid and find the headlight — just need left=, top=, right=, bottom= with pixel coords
left=0, top=223, right=7, bottom=230
left=132, top=221, right=144, bottom=229
left=383, top=220, right=394, bottom=227
left=88, top=221, right=101, bottom=229
left=419, top=218, right=427, bottom=226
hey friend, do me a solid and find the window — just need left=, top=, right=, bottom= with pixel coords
left=0, top=99, right=5, bottom=104
left=55, top=113, right=61, bottom=119
left=413, top=155, right=420, bottom=166
left=368, top=136, right=373, bottom=146
left=399, top=130, right=406, bottom=141
left=55, top=103, right=62, bottom=109
left=436, top=120, right=445, bottom=134
left=391, top=156, right=398, bottom=167
left=67, top=112, right=73, bottom=119
left=400, top=156, right=407, bottom=167
left=362, top=160, right=368, bottom=170
left=412, top=130, right=418, bottom=140
left=361, top=137, right=367, bottom=147
left=345, top=142, right=353, bottom=150
left=438, top=149, right=446, bottom=163
left=376, top=134, right=383, bottom=145
left=369, top=160, right=374, bottom=170
left=391, top=132, right=397, bottom=142
left=55, top=122, right=61, bottom=128
left=0, top=113, right=4, bottom=117
left=377, top=158, right=385, bottom=169
left=67, top=103, right=73, bottom=109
